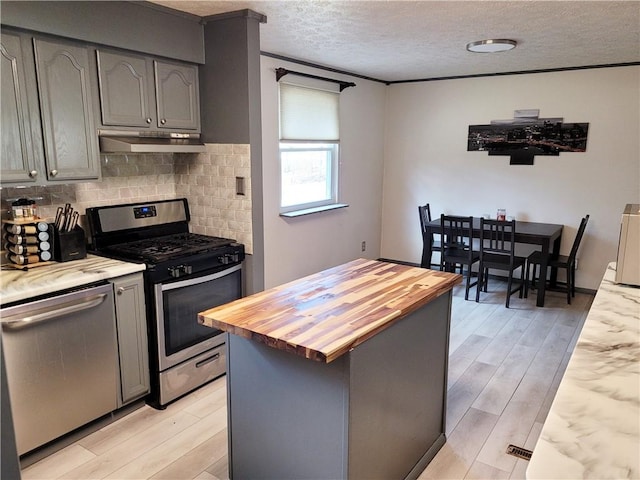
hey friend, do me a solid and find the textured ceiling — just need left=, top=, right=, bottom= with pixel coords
left=149, top=0, right=640, bottom=82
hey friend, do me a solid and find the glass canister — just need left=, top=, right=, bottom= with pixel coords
left=497, top=208, right=506, bottom=221
left=11, top=198, right=36, bottom=220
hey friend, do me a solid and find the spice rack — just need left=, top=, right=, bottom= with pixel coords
left=2, top=218, right=54, bottom=269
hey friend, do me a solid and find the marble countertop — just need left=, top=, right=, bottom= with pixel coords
left=0, top=254, right=145, bottom=306
left=527, top=263, right=640, bottom=479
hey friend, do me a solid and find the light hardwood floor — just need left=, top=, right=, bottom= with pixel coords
left=21, top=280, right=592, bottom=480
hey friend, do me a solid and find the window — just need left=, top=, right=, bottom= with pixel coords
left=279, top=82, right=342, bottom=214
left=280, top=143, right=338, bottom=209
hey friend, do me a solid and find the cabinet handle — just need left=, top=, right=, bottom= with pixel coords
left=160, top=118, right=166, bottom=125
left=50, top=169, right=58, bottom=177
left=29, top=170, right=38, bottom=178
left=117, top=287, right=125, bottom=295
left=146, top=117, right=152, bottom=124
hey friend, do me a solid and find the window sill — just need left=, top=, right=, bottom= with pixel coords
left=279, top=203, right=349, bottom=218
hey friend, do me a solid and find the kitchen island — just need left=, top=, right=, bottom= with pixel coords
left=199, top=258, right=461, bottom=479
left=527, top=263, right=640, bottom=479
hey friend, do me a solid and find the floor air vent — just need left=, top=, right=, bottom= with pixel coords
left=506, top=444, right=533, bottom=461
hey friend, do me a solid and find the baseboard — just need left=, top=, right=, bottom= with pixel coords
left=404, top=433, right=446, bottom=480
left=535, top=283, right=596, bottom=296
left=377, top=258, right=596, bottom=296
left=377, top=257, right=420, bottom=267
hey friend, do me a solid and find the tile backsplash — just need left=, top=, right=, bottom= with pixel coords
left=175, top=144, right=253, bottom=254
left=1, top=144, right=253, bottom=254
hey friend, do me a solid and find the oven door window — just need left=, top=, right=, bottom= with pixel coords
left=161, top=265, right=241, bottom=357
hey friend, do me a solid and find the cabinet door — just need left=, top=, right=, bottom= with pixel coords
left=154, top=60, right=200, bottom=130
left=112, top=273, right=150, bottom=406
left=97, top=50, right=155, bottom=128
left=33, top=38, right=100, bottom=182
left=0, top=32, right=43, bottom=184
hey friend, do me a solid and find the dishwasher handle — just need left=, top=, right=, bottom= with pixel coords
left=1, top=293, right=109, bottom=330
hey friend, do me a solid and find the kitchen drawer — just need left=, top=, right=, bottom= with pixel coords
left=158, top=343, right=226, bottom=406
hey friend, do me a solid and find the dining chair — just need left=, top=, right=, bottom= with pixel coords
left=525, top=215, right=589, bottom=304
left=440, top=215, right=479, bottom=300
left=418, top=203, right=442, bottom=269
left=475, top=218, right=526, bottom=308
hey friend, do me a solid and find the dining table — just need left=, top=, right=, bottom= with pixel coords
left=424, top=217, right=564, bottom=307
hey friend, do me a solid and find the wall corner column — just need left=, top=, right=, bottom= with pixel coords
left=200, top=9, right=266, bottom=294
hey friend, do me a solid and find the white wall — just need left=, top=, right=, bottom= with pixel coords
left=381, top=66, right=640, bottom=290
left=260, top=56, right=387, bottom=288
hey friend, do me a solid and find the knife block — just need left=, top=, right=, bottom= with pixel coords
left=53, top=226, right=87, bottom=262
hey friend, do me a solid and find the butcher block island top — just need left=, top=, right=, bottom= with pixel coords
left=199, top=258, right=461, bottom=363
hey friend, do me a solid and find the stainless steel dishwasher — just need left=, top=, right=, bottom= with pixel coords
left=1, top=282, right=118, bottom=456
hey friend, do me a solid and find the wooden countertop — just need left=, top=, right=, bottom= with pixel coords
left=199, top=258, right=461, bottom=363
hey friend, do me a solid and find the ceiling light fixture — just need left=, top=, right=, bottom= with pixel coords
left=466, top=39, right=517, bottom=53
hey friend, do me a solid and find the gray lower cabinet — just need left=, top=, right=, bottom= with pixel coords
left=97, top=49, right=200, bottom=132
left=111, top=273, right=150, bottom=406
left=1, top=31, right=101, bottom=186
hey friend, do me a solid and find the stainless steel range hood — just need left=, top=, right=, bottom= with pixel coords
left=99, top=130, right=206, bottom=154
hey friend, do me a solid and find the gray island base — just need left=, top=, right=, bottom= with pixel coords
left=199, top=259, right=461, bottom=479
left=226, top=292, right=451, bottom=479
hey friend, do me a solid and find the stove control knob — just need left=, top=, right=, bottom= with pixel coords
left=219, top=255, right=230, bottom=265
left=168, top=265, right=192, bottom=278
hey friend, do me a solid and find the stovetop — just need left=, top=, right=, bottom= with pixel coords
left=103, top=233, right=236, bottom=264
left=86, top=199, right=245, bottom=275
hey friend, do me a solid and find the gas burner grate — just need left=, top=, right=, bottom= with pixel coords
left=104, top=233, right=235, bottom=263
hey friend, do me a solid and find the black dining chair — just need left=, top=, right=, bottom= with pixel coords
left=475, top=219, right=527, bottom=308
left=440, top=215, right=479, bottom=300
left=525, top=215, right=589, bottom=304
left=418, top=203, right=442, bottom=269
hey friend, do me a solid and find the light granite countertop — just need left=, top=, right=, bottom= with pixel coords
left=527, top=263, right=640, bottom=479
left=0, top=254, right=145, bottom=306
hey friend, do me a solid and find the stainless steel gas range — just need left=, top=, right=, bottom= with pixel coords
left=86, top=198, right=244, bottom=409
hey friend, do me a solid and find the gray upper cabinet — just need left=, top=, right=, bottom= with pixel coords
left=96, top=50, right=154, bottom=128
left=1, top=31, right=44, bottom=184
left=97, top=50, right=200, bottom=132
left=1, top=33, right=100, bottom=186
left=154, top=59, right=200, bottom=131
left=33, top=38, right=101, bottom=182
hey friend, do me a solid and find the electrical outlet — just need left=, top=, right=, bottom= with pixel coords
left=361, top=241, right=366, bottom=252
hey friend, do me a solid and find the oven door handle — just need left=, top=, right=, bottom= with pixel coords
left=160, top=263, right=242, bottom=292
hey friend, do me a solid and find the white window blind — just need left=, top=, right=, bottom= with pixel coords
left=279, top=83, right=339, bottom=142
